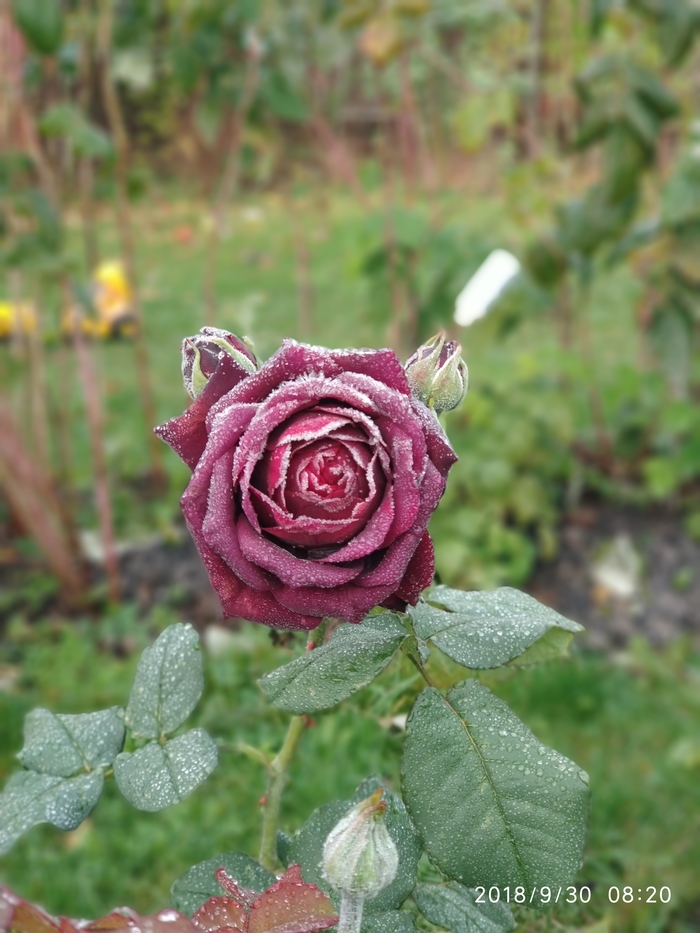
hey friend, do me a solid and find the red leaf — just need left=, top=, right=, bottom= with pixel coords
left=247, top=866, right=338, bottom=933
left=3, top=898, right=62, bottom=933
left=215, top=869, right=260, bottom=909
left=0, top=888, right=80, bottom=933
left=58, top=920, right=81, bottom=933
left=83, top=911, right=137, bottom=931
left=86, top=909, right=196, bottom=933
left=191, top=897, right=248, bottom=933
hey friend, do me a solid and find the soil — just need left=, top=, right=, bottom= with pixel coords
left=528, top=500, right=700, bottom=650
left=3, top=502, right=700, bottom=650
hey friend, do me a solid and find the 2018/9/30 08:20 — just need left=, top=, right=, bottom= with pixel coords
left=473, top=885, right=672, bottom=904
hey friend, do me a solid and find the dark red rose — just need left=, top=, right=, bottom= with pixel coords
left=156, top=339, right=457, bottom=630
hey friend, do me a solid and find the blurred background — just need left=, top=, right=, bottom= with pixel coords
left=1, top=0, right=699, bottom=929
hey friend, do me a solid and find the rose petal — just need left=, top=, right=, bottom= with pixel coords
left=409, top=397, right=458, bottom=478
left=250, top=487, right=377, bottom=548
left=182, top=452, right=319, bottom=629
left=237, top=516, right=363, bottom=588
left=325, top=345, right=411, bottom=395
left=154, top=353, right=252, bottom=469
left=394, top=531, right=435, bottom=604
left=313, top=481, right=395, bottom=562
left=357, top=529, right=425, bottom=589
left=205, top=341, right=346, bottom=419
left=202, top=453, right=274, bottom=590
left=273, top=577, right=398, bottom=624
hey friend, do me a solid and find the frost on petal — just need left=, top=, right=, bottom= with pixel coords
left=155, top=354, right=251, bottom=469
left=394, top=531, right=435, bottom=605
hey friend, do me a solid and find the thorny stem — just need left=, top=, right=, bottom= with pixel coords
left=258, top=628, right=323, bottom=871
left=337, top=893, right=365, bottom=933
left=258, top=713, right=306, bottom=872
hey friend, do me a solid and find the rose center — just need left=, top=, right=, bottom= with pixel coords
left=295, top=445, right=357, bottom=499
left=286, top=440, right=369, bottom=517
left=249, top=410, right=386, bottom=547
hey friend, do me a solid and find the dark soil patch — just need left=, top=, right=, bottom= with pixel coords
left=116, top=530, right=221, bottom=625
left=528, top=500, right=700, bottom=649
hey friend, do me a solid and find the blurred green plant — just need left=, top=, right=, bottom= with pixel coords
left=356, top=207, right=497, bottom=342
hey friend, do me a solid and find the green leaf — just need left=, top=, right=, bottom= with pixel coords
left=258, top=613, right=407, bottom=713
left=125, top=623, right=204, bottom=739
left=287, top=778, right=421, bottom=912
left=171, top=851, right=275, bottom=916
left=631, top=64, right=679, bottom=119
left=522, top=236, right=569, bottom=288
left=114, top=728, right=218, bottom=811
left=506, top=627, right=580, bottom=668
left=649, top=302, right=693, bottom=400
left=39, top=104, right=113, bottom=160
left=18, top=707, right=125, bottom=777
left=606, top=219, right=662, bottom=266
left=11, top=0, right=63, bottom=56
left=361, top=910, right=416, bottom=932
left=657, top=7, right=695, bottom=65
left=589, top=0, right=615, bottom=36
left=409, top=587, right=582, bottom=670
left=414, top=882, right=515, bottom=933
left=623, top=96, right=659, bottom=151
left=277, top=830, right=293, bottom=867
left=402, top=682, right=589, bottom=907
left=0, top=770, right=103, bottom=854
left=286, top=796, right=348, bottom=884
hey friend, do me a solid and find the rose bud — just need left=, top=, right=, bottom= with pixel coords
left=322, top=789, right=399, bottom=900
left=156, top=339, right=457, bottom=630
left=405, top=332, right=468, bottom=414
left=182, top=327, right=258, bottom=400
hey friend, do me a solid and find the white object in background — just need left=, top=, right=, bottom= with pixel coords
left=454, top=249, right=521, bottom=327
left=590, top=533, right=642, bottom=600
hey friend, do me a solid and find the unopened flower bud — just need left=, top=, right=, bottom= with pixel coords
left=322, top=789, right=399, bottom=900
left=405, top=332, right=468, bottom=414
left=182, top=327, right=258, bottom=399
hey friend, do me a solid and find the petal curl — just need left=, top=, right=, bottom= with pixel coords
left=154, top=354, right=251, bottom=469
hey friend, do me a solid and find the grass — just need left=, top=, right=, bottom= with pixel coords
left=0, top=612, right=699, bottom=932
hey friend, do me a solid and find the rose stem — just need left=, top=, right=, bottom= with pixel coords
left=402, top=618, right=438, bottom=690
left=337, top=893, right=365, bottom=933
left=259, top=713, right=306, bottom=871
left=258, top=626, right=327, bottom=871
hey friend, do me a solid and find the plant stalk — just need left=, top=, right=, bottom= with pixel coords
left=337, top=893, right=365, bottom=933
left=576, top=283, right=612, bottom=463
left=203, top=40, right=260, bottom=321
left=71, top=314, right=122, bottom=603
left=96, top=0, right=165, bottom=488
left=259, top=713, right=306, bottom=871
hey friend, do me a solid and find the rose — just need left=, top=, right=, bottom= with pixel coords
left=156, top=337, right=457, bottom=630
